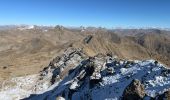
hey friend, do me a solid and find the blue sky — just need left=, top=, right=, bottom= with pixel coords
left=0, top=0, right=170, bottom=28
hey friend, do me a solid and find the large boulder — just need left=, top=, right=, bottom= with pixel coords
left=56, top=96, right=65, bottom=100
left=123, top=79, right=145, bottom=100
left=156, top=90, right=170, bottom=100
left=106, top=67, right=115, bottom=75
left=83, top=35, right=93, bottom=44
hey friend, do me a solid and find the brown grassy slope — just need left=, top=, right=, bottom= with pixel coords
left=0, top=28, right=83, bottom=81
left=0, top=28, right=170, bottom=81
left=134, top=33, right=170, bottom=65
left=74, top=29, right=170, bottom=66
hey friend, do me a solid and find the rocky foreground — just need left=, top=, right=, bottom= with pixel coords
left=0, top=47, right=170, bottom=100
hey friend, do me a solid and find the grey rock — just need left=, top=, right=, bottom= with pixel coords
left=123, top=79, right=145, bottom=100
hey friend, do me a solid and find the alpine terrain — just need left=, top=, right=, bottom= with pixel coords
left=0, top=46, right=170, bottom=100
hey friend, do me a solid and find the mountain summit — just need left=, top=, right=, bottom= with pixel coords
left=1, top=47, right=170, bottom=100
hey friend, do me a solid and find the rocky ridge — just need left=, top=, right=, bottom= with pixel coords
left=0, top=47, right=170, bottom=100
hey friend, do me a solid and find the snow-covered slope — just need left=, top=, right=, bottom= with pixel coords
left=17, top=25, right=35, bottom=30
left=0, top=48, right=170, bottom=100
left=0, top=74, right=40, bottom=100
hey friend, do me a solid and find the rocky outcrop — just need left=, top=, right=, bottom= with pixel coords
left=83, top=35, right=93, bottom=44
left=56, top=96, right=65, bottom=100
left=155, top=90, right=170, bottom=100
left=123, top=79, right=145, bottom=100
left=33, top=48, right=87, bottom=92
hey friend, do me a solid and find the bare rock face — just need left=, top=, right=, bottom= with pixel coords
left=83, top=35, right=93, bottom=44
left=164, top=91, right=170, bottom=100
left=56, top=96, right=65, bottom=100
left=156, top=90, right=170, bottom=100
left=123, top=79, right=145, bottom=100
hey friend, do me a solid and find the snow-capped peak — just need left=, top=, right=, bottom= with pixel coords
left=17, top=25, right=35, bottom=30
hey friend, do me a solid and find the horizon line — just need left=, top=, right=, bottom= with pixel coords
left=0, top=24, right=170, bottom=30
